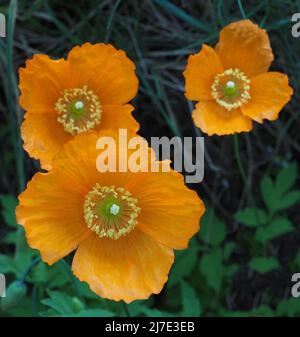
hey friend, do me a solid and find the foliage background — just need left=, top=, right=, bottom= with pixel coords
left=0, top=0, right=300, bottom=317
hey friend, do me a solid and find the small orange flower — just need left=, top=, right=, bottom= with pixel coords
left=183, top=20, right=293, bottom=136
left=16, top=130, right=205, bottom=303
left=19, top=43, right=139, bottom=169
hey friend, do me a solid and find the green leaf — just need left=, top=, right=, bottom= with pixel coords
left=275, top=190, right=300, bottom=211
left=294, top=251, right=300, bottom=268
left=40, top=308, right=116, bottom=318
left=276, top=298, right=300, bottom=317
left=261, top=175, right=277, bottom=212
left=260, top=164, right=300, bottom=212
left=199, top=248, right=223, bottom=291
left=0, top=254, right=16, bottom=274
left=168, top=249, right=197, bottom=287
left=199, top=208, right=226, bottom=247
left=235, top=208, right=267, bottom=227
left=275, top=162, right=297, bottom=196
left=2, top=231, right=18, bottom=244
left=70, top=309, right=115, bottom=317
left=41, top=291, right=79, bottom=315
left=254, top=218, right=293, bottom=243
left=181, top=281, right=201, bottom=317
left=0, top=281, right=27, bottom=311
left=141, top=308, right=175, bottom=317
left=0, top=194, right=18, bottom=227
left=249, top=257, right=279, bottom=274
left=251, top=305, right=274, bottom=317
left=223, top=242, right=236, bottom=260
left=224, top=264, right=239, bottom=278
left=0, top=250, right=37, bottom=277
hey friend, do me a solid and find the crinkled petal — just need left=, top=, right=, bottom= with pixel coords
left=67, top=43, right=139, bottom=105
left=241, top=72, right=293, bottom=123
left=19, top=54, right=70, bottom=113
left=16, top=172, right=91, bottom=265
left=126, top=168, right=205, bottom=250
left=21, top=112, right=71, bottom=170
left=184, top=44, right=224, bottom=101
left=192, top=101, right=253, bottom=135
left=72, top=230, right=174, bottom=303
left=215, top=20, right=274, bottom=77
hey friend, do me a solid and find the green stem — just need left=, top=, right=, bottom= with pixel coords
left=20, top=256, right=41, bottom=283
left=6, top=0, right=26, bottom=260
left=233, top=134, right=248, bottom=185
left=237, top=0, right=247, bottom=19
left=59, top=259, right=85, bottom=303
left=233, top=134, right=260, bottom=225
left=6, top=0, right=25, bottom=192
left=122, top=302, right=131, bottom=317
left=104, top=0, right=122, bottom=43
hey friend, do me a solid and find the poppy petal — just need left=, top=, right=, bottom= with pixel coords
left=215, top=20, right=274, bottom=77
left=97, top=104, right=139, bottom=133
left=192, top=101, right=253, bottom=135
left=21, top=112, right=71, bottom=170
left=241, top=72, right=293, bottom=123
left=126, top=169, right=205, bottom=250
left=72, top=230, right=174, bottom=303
left=16, top=172, right=91, bottom=265
left=19, top=54, right=70, bottom=113
left=184, top=44, right=224, bottom=101
left=67, top=43, right=139, bottom=105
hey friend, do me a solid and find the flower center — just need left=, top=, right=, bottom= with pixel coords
left=83, top=184, right=141, bottom=240
left=211, top=68, right=251, bottom=111
left=55, top=86, right=101, bottom=135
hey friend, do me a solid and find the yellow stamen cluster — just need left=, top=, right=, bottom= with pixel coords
left=84, top=184, right=141, bottom=240
left=55, top=85, right=101, bottom=135
left=211, top=68, right=251, bottom=111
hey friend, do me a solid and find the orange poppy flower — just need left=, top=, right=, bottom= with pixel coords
left=16, top=130, right=205, bottom=303
left=183, top=20, right=293, bottom=136
left=19, top=43, right=139, bottom=170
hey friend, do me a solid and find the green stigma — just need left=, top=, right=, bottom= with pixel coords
left=223, top=81, right=238, bottom=98
left=96, top=197, right=121, bottom=218
left=83, top=184, right=141, bottom=240
left=69, top=101, right=87, bottom=119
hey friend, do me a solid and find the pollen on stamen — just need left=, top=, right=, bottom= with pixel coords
left=84, top=184, right=141, bottom=240
left=211, top=68, right=251, bottom=111
left=55, top=86, right=102, bottom=135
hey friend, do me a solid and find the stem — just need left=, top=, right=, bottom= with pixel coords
left=20, top=256, right=41, bottom=283
left=123, top=302, right=131, bottom=317
left=6, top=0, right=25, bottom=192
left=104, top=0, right=122, bottom=43
left=233, top=134, right=248, bottom=185
left=237, top=0, right=247, bottom=19
left=233, top=134, right=260, bottom=225
left=59, top=259, right=85, bottom=302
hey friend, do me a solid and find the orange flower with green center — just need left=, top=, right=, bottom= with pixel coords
left=19, top=43, right=139, bottom=170
left=16, top=130, right=205, bottom=303
left=183, top=20, right=293, bottom=135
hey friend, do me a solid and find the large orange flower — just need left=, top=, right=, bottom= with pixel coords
left=19, top=43, right=139, bottom=170
left=183, top=20, right=293, bottom=136
left=16, top=130, right=205, bottom=303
